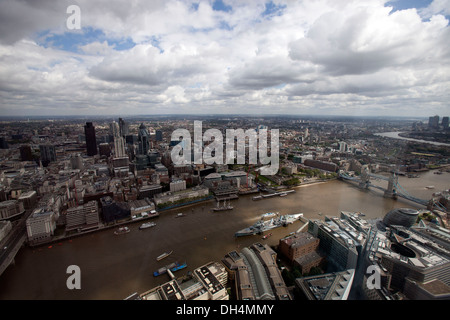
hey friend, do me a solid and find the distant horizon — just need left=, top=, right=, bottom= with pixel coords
left=0, top=113, right=433, bottom=121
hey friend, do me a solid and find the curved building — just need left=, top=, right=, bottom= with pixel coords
left=383, top=208, right=419, bottom=228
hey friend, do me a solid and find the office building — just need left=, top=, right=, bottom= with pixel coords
left=100, top=196, right=131, bottom=223
left=442, top=116, right=449, bottom=130
left=382, top=207, right=419, bottom=229
left=70, top=154, right=84, bottom=170
left=84, top=122, right=98, bottom=156
left=428, top=115, right=439, bottom=129
left=119, top=117, right=129, bottom=137
left=0, top=137, right=8, bottom=149
left=39, top=144, right=57, bottom=164
left=98, top=143, right=111, bottom=157
left=279, top=232, right=320, bottom=262
left=0, top=200, right=25, bottom=220
left=138, top=123, right=150, bottom=155
left=114, top=136, right=126, bottom=158
left=20, top=145, right=33, bottom=161
left=308, top=218, right=363, bottom=272
left=26, top=207, right=56, bottom=244
left=110, top=121, right=119, bottom=137
left=128, top=198, right=157, bottom=219
left=65, top=200, right=99, bottom=231
left=138, top=184, right=163, bottom=200
left=18, top=190, right=37, bottom=210
left=363, top=222, right=450, bottom=300
left=295, top=269, right=355, bottom=300
left=279, top=232, right=324, bottom=274
left=155, top=129, right=163, bottom=141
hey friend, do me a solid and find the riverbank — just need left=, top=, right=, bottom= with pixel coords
left=374, top=131, right=450, bottom=147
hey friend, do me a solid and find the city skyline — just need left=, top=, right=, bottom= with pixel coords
left=0, top=0, right=449, bottom=117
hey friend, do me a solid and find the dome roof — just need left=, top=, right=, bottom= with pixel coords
left=383, top=208, right=419, bottom=228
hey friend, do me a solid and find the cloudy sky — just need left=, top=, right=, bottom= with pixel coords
left=0, top=0, right=449, bottom=117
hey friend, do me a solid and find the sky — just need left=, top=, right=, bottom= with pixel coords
left=0, top=0, right=449, bottom=118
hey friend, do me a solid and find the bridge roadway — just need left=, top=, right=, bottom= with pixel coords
left=0, top=209, right=33, bottom=277
left=339, top=172, right=429, bottom=207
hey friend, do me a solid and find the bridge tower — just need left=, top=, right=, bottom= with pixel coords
left=359, top=166, right=370, bottom=189
left=384, top=172, right=398, bottom=199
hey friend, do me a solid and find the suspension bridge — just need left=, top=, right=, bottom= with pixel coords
left=338, top=166, right=445, bottom=211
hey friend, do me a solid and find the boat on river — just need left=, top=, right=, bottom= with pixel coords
left=234, top=213, right=303, bottom=237
left=156, top=251, right=173, bottom=261
left=139, top=222, right=156, bottom=230
left=153, top=261, right=187, bottom=277
left=114, top=227, right=130, bottom=235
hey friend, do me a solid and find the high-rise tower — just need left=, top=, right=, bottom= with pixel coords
left=84, top=122, right=98, bottom=156
left=138, top=123, right=150, bottom=155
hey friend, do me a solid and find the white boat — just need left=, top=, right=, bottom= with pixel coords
left=176, top=213, right=186, bottom=218
left=156, top=251, right=173, bottom=261
left=425, top=186, right=435, bottom=189
left=139, top=222, right=156, bottom=230
left=114, top=226, right=130, bottom=235
left=261, top=212, right=278, bottom=219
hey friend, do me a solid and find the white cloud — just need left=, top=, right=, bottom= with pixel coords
left=0, top=0, right=449, bottom=117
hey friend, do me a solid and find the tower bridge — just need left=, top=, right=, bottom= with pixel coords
left=338, top=166, right=435, bottom=209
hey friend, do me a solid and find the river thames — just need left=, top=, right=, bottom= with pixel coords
left=0, top=170, right=448, bottom=300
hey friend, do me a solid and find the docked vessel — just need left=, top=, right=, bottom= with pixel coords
left=234, top=213, right=303, bottom=237
left=153, top=261, right=187, bottom=277
left=156, top=251, right=173, bottom=261
left=114, top=227, right=130, bottom=235
left=139, top=222, right=156, bottom=230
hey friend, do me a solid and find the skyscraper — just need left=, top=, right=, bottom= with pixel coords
left=428, top=115, right=439, bottom=129
left=155, top=130, right=163, bottom=141
left=110, top=120, right=126, bottom=158
left=114, top=135, right=126, bottom=157
left=138, top=123, right=150, bottom=155
left=20, top=145, right=33, bottom=161
left=84, top=122, right=97, bottom=156
left=110, top=121, right=120, bottom=137
left=442, top=116, right=449, bottom=130
left=39, top=144, right=56, bottom=166
left=119, top=118, right=129, bottom=137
